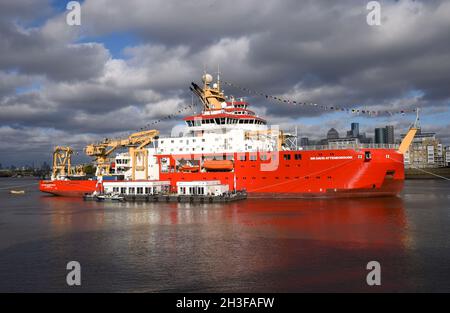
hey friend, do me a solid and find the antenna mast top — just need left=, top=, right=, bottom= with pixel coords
left=413, top=108, right=420, bottom=129
left=216, top=64, right=221, bottom=90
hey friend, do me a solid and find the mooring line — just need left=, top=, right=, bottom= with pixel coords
left=390, top=157, right=450, bottom=181
left=405, top=166, right=450, bottom=181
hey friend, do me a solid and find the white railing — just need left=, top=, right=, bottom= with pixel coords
left=293, top=143, right=399, bottom=151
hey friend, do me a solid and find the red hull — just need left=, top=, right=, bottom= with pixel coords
left=158, top=148, right=405, bottom=198
left=39, top=180, right=98, bottom=197
left=40, top=149, right=404, bottom=198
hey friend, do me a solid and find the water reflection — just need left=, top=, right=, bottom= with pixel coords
left=230, top=197, right=409, bottom=246
left=41, top=195, right=408, bottom=247
left=33, top=195, right=415, bottom=291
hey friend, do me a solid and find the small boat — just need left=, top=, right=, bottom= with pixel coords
left=83, top=193, right=97, bottom=201
left=202, top=159, right=234, bottom=171
left=95, top=193, right=124, bottom=202
left=10, top=190, right=25, bottom=195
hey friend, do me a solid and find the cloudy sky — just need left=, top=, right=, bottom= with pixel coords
left=1, top=0, right=450, bottom=166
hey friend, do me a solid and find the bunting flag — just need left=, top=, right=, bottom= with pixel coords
left=141, top=102, right=198, bottom=130
left=223, top=81, right=418, bottom=116
left=112, top=101, right=199, bottom=141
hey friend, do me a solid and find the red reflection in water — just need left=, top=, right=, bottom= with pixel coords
left=40, top=196, right=106, bottom=233
left=221, top=197, right=410, bottom=292
left=227, top=197, right=408, bottom=246
left=39, top=194, right=411, bottom=291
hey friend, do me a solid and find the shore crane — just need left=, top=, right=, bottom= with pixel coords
left=84, top=129, right=159, bottom=178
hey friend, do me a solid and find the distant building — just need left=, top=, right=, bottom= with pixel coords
left=374, top=128, right=387, bottom=144
left=327, top=128, right=339, bottom=140
left=374, top=125, right=396, bottom=144
left=402, top=129, right=446, bottom=168
left=358, top=132, right=373, bottom=144
left=445, top=147, right=450, bottom=167
left=351, top=122, right=359, bottom=138
left=328, top=137, right=360, bottom=148
left=385, top=125, right=395, bottom=144
left=300, top=137, right=309, bottom=147
left=345, top=122, right=373, bottom=143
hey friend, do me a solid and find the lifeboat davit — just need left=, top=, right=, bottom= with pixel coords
left=202, top=160, right=234, bottom=171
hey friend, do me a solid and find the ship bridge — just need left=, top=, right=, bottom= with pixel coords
left=184, top=73, right=267, bottom=131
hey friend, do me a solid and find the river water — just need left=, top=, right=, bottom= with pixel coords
left=0, top=177, right=449, bottom=292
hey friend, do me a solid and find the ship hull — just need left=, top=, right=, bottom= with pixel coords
left=158, top=148, right=405, bottom=198
left=40, top=148, right=405, bottom=198
left=39, top=180, right=98, bottom=197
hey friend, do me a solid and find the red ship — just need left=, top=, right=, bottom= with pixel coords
left=40, top=72, right=418, bottom=198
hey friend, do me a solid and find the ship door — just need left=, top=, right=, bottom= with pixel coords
left=364, top=151, right=372, bottom=161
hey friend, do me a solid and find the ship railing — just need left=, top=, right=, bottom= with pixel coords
left=293, top=143, right=400, bottom=151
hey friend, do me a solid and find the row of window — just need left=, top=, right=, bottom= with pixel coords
left=237, top=153, right=302, bottom=161
left=160, top=138, right=206, bottom=144
left=283, top=154, right=302, bottom=160
left=166, top=176, right=332, bottom=180
left=186, top=117, right=266, bottom=127
left=158, top=153, right=303, bottom=162
left=179, top=186, right=205, bottom=195
left=112, top=186, right=159, bottom=194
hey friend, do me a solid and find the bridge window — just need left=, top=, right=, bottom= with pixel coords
left=283, top=154, right=291, bottom=160
left=295, top=154, right=302, bottom=160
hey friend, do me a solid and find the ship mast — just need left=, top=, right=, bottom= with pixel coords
left=190, top=68, right=226, bottom=111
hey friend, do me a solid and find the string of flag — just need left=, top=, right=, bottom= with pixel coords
left=139, top=101, right=199, bottom=131
left=111, top=101, right=200, bottom=141
left=223, top=81, right=418, bottom=116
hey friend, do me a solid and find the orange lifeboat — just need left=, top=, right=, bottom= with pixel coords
left=179, top=165, right=200, bottom=173
left=202, top=160, right=234, bottom=171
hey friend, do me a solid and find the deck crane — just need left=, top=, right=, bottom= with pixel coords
left=51, top=146, right=87, bottom=180
left=51, top=146, right=73, bottom=180
left=84, top=129, right=159, bottom=178
left=398, top=108, right=421, bottom=154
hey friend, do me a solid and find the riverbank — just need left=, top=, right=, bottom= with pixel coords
left=405, top=167, right=450, bottom=179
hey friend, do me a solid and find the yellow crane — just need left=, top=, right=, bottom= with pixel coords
left=51, top=146, right=73, bottom=180
left=398, top=109, right=421, bottom=154
left=84, top=129, right=159, bottom=178
left=51, top=146, right=87, bottom=179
